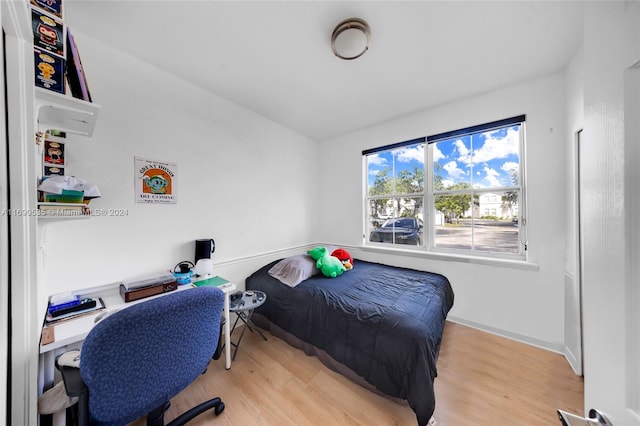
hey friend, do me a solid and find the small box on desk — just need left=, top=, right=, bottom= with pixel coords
left=119, top=281, right=178, bottom=302
left=119, top=272, right=178, bottom=303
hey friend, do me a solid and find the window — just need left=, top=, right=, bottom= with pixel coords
left=365, top=138, right=425, bottom=247
left=364, top=115, right=526, bottom=258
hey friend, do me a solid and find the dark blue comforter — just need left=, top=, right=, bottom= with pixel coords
left=246, top=259, right=454, bottom=425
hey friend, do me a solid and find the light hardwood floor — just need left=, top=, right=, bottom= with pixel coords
left=136, top=321, right=584, bottom=426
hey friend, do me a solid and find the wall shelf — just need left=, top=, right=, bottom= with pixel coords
left=38, top=215, right=90, bottom=221
left=35, top=88, right=100, bottom=137
left=37, top=202, right=90, bottom=220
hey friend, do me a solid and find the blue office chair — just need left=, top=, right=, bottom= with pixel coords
left=58, top=286, right=226, bottom=426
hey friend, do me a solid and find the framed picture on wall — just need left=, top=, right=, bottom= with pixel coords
left=134, top=156, right=177, bottom=204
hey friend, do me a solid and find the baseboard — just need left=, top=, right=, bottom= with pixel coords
left=563, top=344, right=583, bottom=376
left=447, top=315, right=565, bottom=355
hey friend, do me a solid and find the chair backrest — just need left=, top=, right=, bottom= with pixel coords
left=80, top=286, right=225, bottom=425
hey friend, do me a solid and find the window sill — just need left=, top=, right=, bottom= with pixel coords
left=359, top=245, right=540, bottom=271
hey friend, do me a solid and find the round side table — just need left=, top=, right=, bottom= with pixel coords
left=228, top=290, right=267, bottom=359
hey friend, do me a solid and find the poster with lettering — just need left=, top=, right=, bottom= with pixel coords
left=134, top=157, right=177, bottom=204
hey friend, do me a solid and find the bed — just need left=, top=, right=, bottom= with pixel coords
left=245, top=255, right=454, bottom=425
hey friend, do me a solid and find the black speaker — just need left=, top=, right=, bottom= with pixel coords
left=195, top=239, right=215, bottom=263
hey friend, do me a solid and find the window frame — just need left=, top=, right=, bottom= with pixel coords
left=363, top=115, right=527, bottom=261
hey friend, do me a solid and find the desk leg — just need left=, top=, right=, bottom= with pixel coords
left=40, top=351, right=66, bottom=426
left=224, top=291, right=231, bottom=369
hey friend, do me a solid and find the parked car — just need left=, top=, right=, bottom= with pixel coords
left=369, top=217, right=423, bottom=245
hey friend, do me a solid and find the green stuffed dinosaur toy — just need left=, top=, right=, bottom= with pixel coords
left=307, top=246, right=346, bottom=278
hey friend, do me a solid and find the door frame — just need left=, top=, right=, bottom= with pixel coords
left=2, top=2, right=39, bottom=424
left=575, top=128, right=584, bottom=376
left=1, top=15, right=9, bottom=426
left=564, top=128, right=584, bottom=376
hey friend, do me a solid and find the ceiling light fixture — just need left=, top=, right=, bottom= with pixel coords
left=331, top=18, right=370, bottom=60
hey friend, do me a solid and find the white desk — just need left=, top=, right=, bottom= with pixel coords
left=40, top=280, right=236, bottom=368
left=38, top=279, right=236, bottom=426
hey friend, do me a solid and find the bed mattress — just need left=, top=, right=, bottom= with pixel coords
left=246, top=258, right=454, bottom=425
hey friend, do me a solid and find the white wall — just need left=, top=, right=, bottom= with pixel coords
left=39, top=30, right=320, bottom=300
left=318, top=73, right=568, bottom=350
left=22, top=2, right=640, bottom=424
left=581, top=2, right=640, bottom=423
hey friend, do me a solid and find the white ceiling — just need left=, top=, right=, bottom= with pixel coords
left=65, top=1, right=584, bottom=141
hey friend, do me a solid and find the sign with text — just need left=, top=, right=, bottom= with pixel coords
left=134, top=157, right=177, bottom=204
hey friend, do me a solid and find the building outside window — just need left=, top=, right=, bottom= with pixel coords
left=364, top=115, right=526, bottom=259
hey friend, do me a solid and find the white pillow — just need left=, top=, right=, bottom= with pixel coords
left=268, top=254, right=319, bottom=287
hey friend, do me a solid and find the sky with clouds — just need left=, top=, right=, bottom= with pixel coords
left=367, top=125, right=520, bottom=191
left=435, top=126, right=520, bottom=189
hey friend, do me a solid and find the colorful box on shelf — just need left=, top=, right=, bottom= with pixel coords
left=31, top=7, right=65, bottom=58
left=38, top=176, right=101, bottom=205
left=30, top=0, right=63, bottom=19
left=43, top=189, right=84, bottom=203
left=34, top=47, right=65, bottom=94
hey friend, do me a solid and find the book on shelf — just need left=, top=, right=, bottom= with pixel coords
left=38, top=202, right=88, bottom=217
left=66, top=29, right=92, bottom=102
left=42, top=189, right=84, bottom=203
